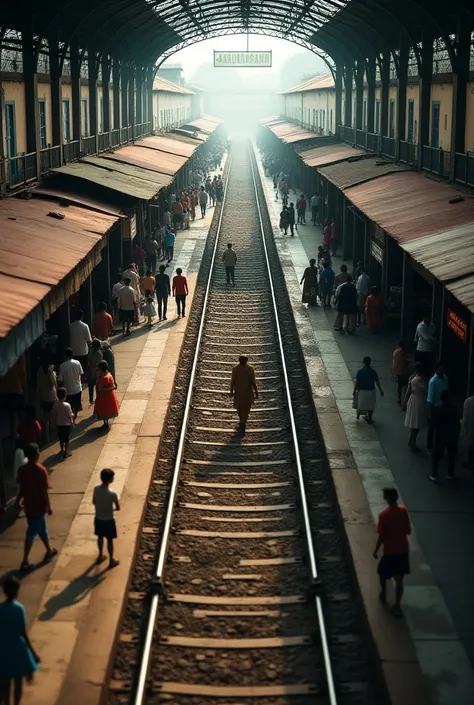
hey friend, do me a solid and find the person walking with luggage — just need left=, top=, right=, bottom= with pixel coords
left=223, top=243, right=237, bottom=285
left=172, top=268, right=189, bottom=319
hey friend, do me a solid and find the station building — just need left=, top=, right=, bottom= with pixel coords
left=261, top=24, right=474, bottom=399
left=0, top=31, right=224, bottom=503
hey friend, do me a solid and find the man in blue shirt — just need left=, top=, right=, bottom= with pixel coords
left=427, top=361, right=449, bottom=454
left=164, top=228, right=175, bottom=264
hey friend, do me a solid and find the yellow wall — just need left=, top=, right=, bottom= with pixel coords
left=430, top=83, right=452, bottom=149
left=303, top=90, right=336, bottom=135
left=3, top=81, right=27, bottom=154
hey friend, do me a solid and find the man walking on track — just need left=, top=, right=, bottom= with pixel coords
left=373, top=487, right=411, bottom=617
left=222, top=243, right=237, bottom=285
left=230, top=355, right=259, bottom=434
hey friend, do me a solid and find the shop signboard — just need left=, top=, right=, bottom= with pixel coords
left=371, top=240, right=383, bottom=264
left=214, top=51, right=272, bottom=68
left=447, top=308, right=468, bottom=343
left=372, top=224, right=386, bottom=246
left=122, top=213, right=137, bottom=240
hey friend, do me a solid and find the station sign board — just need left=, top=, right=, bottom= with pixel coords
left=214, top=51, right=272, bottom=68
left=371, top=240, right=383, bottom=264
left=447, top=308, right=468, bottom=343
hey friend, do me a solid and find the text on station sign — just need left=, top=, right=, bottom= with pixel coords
left=447, top=308, right=468, bottom=343
left=214, top=51, right=272, bottom=68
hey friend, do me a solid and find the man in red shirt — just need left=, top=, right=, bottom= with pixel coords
left=172, top=267, right=189, bottom=319
left=18, top=405, right=42, bottom=445
left=92, top=302, right=114, bottom=341
left=17, top=443, right=57, bottom=570
left=373, top=487, right=411, bottom=616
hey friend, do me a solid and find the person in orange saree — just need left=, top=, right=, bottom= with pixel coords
left=94, top=361, right=119, bottom=429
left=365, top=286, right=382, bottom=334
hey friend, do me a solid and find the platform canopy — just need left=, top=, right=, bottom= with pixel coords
left=0, top=1, right=471, bottom=65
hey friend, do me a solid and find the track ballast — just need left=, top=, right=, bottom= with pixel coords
left=109, top=143, right=387, bottom=705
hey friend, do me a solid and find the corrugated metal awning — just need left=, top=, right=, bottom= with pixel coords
left=297, top=144, right=367, bottom=167
left=346, top=172, right=474, bottom=245
left=184, top=116, right=223, bottom=134
left=402, top=224, right=474, bottom=283
left=139, top=135, right=197, bottom=158
left=102, top=145, right=187, bottom=175
left=53, top=160, right=170, bottom=200
left=268, top=122, right=319, bottom=144
left=32, top=185, right=126, bottom=217
left=446, top=276, right=474, bottom=315
left=0, top=195, right=119, bottom=372
left=318, top=157, right=410, bottom=189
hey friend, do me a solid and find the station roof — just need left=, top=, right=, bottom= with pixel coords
left=52, top=118, right=222, bottom=200
left=263, top=120, right=324, bottom=145
left=297, top=143, right=366, bottom=167
left=318, top=157, right=410, bottom=190
left=281, top=73, right=335, bottom=95
left=152, top=76, right=194, bottom=95
left=0, top=194, right=118, bottom=375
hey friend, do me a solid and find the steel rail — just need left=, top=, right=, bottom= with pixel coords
left=249, top=144, right=338, bottom=705
left=131, top=142, right=337, bottom=705
left=132, top=154, right=233, bottom=705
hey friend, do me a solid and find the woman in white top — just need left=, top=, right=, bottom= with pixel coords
left=403, top=362, right=428, bottom=450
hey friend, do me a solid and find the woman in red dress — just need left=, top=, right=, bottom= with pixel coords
left=94, top=361, right=119, bottom=429
left=365, top=286, right=382, bottom=334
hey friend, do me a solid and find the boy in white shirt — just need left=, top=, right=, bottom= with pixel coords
left=50, top=387, right=74, bottom=459
left=58, top=348, right=83, bottom=419
left=93, top=468, right=120, bottom=568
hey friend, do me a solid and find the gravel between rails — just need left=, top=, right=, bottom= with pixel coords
left=107, top=145, right=389, bottom=705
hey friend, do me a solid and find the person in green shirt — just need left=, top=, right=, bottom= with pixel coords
left=87, top=340, right=104, bottom=405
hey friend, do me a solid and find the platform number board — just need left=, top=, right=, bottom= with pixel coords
left=214, top=51, right=272, bottom=68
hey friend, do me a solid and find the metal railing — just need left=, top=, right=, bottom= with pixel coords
left=355, top=128, right=367, bottom=149
left=366, top=132, right=379, bottom=153
left=63, top=140, right=80, bottom=164
left=6, top=152, right=37, bottom=188
left=120, top=125, right=132, bottom=143
left=110, top=129, right=121, bottom=148
left=398, top=141, right=417, bottom=166
left=98, top=132, right=110, bottom=152
left=81, top=135, right=97, bottom=156
left=381, top=136, right=396, bottom=159
left=40, top=145, right=61, bottom=173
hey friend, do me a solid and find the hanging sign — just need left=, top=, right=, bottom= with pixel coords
left=214, top=51, right=272, bottom=68
left=371, top=240, right=383, bottom=264
left=447, top=308, right=468, bottom=343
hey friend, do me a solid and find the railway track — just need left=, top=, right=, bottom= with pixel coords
left=109, top=143, right=387, bottom=705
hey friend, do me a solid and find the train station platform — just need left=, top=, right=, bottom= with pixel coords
left=0, top=203, right=216, bottom=705
left=257, top=153, right=474, bottom=705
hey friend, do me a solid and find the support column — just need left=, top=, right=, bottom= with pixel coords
left=22, top=26, right=40, bottom=176
left=418, top=32, right=433, bottom=168
left=49, top=32, right=62, bottom=159
left=396, top=41, right=409, bottom=157
left=367, top=57, right=375, bottom=133
left=128, top=67, right=135, bottom=137
left=355, top=61, right=364, bottom=130
left=450, top=19, right=471, bottom=180
left=335, top=63, right=343, bottom=133
left=121, top=68, right=129, bottom=131
left=70, top=38, right=81, bottom=143
left=147, top=66, right=154, bottom=131
left=380, top=50, right=390, bottom=137
left=101, top=55, right=111, bottom=134
left=88, top=50, right=98, bottom=142
left=112, top=60, right=121, bottom=130
left=136, top=67, right=143, bottom=131
left=344, top=63, right=353, bottom=128
left=0, top=83, right=6, bottom=192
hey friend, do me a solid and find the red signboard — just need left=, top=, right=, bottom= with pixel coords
left=447, top=308, right=468, bottom=343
